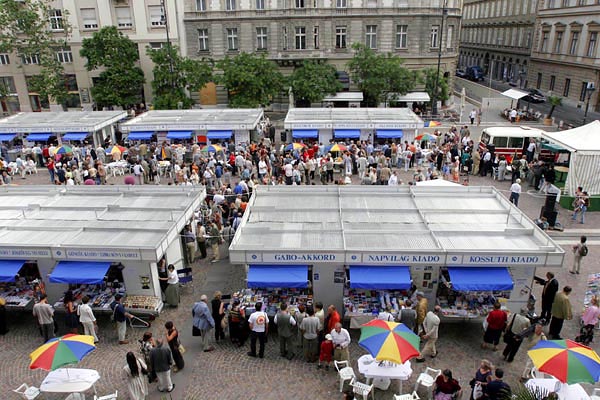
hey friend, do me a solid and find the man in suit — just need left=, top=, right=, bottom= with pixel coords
left=534, top=272, right=558, bottom=324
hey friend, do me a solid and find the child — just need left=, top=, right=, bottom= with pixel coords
left=318, top=333, right=334, bottom=370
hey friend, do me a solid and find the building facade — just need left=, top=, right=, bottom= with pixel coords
left=0, top=0, right=183, bottom=114
left=459, top=0, right=537, bottom=87
left=182, top=0, right=462, bottom=106
left=527, top=0, right=600, bottom=111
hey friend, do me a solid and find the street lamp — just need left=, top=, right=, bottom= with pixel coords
left=160, top=0, right=176, bottom=89
left=432, top=0, right=448, bottom=118
left=583, top=82, right=595, bottom=125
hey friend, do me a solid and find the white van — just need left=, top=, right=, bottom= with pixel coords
left=478, top=126, right=551, bottom=163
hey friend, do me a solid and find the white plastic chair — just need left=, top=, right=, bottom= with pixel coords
left=414, top=367, right=441, bottom=400
left=351, top=378, right=375, bottom=400
left=591, top=388, right=600, bottom=400
left=531, top=367, right=545, bottom=379
left=394, top=392, right=420, bottom=400
left=13, top=383, right=41, bottom=400
left=334, top=360, right=356, bottom=392
left=94, top=391, right=118, bottom=400
left=65, top=394, right=85, bottom=400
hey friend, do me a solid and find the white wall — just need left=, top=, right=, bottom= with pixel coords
left=311, top=264, right=345, bottom=318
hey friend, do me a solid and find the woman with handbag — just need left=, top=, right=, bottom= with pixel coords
left=468, top=359, right=493, bottom=400
left=482, top=302, right=507, bottom=351
left=433, top=369, right=462, bottom=400
left=165, top=321, right=185, bottom=372
left=123, top=351, right=148, bottom=400
left=211, top=291, right=226, bottom=342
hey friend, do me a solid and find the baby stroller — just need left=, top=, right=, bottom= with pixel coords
left=575, top=324, right=594, bottom=346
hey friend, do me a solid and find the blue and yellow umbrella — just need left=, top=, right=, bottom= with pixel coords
left=359, top=319, right=420, bottom=364
left=284, top=142, right=307, bottom=151
left=528, top=339, right=600, bottom=384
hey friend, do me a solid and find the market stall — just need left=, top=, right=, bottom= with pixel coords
left=0, top=260, right=44, bottom=310
left=0, top=185, right=205, bottom=315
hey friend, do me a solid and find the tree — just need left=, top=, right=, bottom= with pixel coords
left=80, top=26, right=145, bottom=109
left=216, top=52, right=285, bottom=108
left=347, top=43, right=416, bottom=107
left=422, top=67, right=450, bottom=111
left=289, top=60, right=341, bottom=106
left=0, top=0, right=71, bottom=105
left=547, top=95, right=562, bottom=119
left=147, top=45, right=213, bottom=110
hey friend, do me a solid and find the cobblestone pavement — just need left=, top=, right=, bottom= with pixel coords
left=1, top=167, right=598, bottom=399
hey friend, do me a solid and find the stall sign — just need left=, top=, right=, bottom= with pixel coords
left=333, top=123, right=370, bottom=129
left=358, top=253, right=443, bottom=265
left=261, top=253, right=341, bottom=263
left=290, top=123, right=332, bottom=129
left=0, top=248, right=51, bottom=258
left=448, top=254, right=544, bottom=266
left=53, top=249, right=141, bottom=260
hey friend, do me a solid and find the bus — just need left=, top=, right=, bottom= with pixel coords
left=478, top=126, right=553, bottom=163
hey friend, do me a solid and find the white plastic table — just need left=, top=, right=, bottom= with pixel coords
left=358, top=354, right=413, bottom=394
left=525, top=378, right=590, bottom=400
left=40, top=368, right=100, bottom=395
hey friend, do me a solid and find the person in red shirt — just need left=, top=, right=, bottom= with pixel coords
left=326, top=305, right=341, bottom=334
left=483, top=302, right=508, bottom=351
left=434, top=369, right=462, bottom=399
left=318, top=333, right=334, bottom=370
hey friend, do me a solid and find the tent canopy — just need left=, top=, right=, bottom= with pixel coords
left=334, top=129, right=360, bottom=139
left=207, top=130, right=233, bottom=140
left=49, top=261, right=111, bottom=285
left=0, top=260, right=26, bottom=282
left=0, top=133, right=16, bottom=142
left=167, top=131, right=192, bottom=140
left=416, top=179, right=464, bottom=187
left=376, top=129, right=403, bottom=139
left=349, top=265, right=411, bottom=290
left=26, top=133, right=52, bottom=141
left=127, top=131, right=153, bottom=140
left=62, top=132, right=88, bottom=141
left=501, top=89, right=529, bottom=100
left=448, top=267, right=514, bottom=291
left=247, top=265, right=308, bottom=288
left=292, top=129, right=318, bottom=139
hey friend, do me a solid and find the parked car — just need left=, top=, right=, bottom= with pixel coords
left=466, top=66, right=484, bottom=82
left=522, top=88, right=546, bottom=103
left=455, top=69, right=467, bottom=78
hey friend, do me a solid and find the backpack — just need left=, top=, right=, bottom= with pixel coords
left=580, top=245, right=588, bottom=257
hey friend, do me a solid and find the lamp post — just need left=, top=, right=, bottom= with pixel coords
left=432, top=0, right=448, bottom=118
left=160, top=0, right=175, bottom=89
left=583, top=83, right=596, bottom=125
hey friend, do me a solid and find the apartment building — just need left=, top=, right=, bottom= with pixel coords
left=459, top=0, right=537, bottom=87
left=0, top=0, right=183, bottom=114
left=527, top=0, right=600, bottom=111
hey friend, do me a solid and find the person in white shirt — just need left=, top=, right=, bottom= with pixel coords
left=388, top=171, right=399, bottom=186
left=283, top=162, right=293, bottom=185
left=133, top=161, right=143, bottom=185
left=248, top=302, right=269, bottom=358
left=378, top=307, right=394, bottom=322
left=416, top=306, right=441, bottom=362
left=526, top=139, right=536, bottom=162
left=509, top=108, right=518, bottom=123
left=469, top=109, right=477, bottom=125
left=330, top=322, right=351, bottom=361
left=510, top=179, right=522, bottom=207
left=78, top=295, right=99, bottom=342
left=258, top=158, right=268, bottom=179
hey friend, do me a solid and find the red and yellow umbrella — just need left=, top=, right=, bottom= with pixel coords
left=326, top=143, right=347, bottom=153
left=285, top=142, right=307, bottom=151
left=415, top=133, right=437, bottom=142
left=528, top=339, right=600, bottom=384
left=29, top=334, right=96, bottom=371
left=106, top=145, right=126, bottom=155
left=358, top=319, right=420, bottom=364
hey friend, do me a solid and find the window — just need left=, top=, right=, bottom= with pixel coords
left=554, top=31, right=563, bottom=53
left=256, top=0, right=265, bottom=9
left=149, top=42, right=166, bottom=49
left=198, top=29, right=209, bottom=51
left=569, top=31, right=579, bottom=54
left=64, top=74, right=78, bottom=92
left=0, top=77, right=17, bottom=94
left=336, top=26, right=347, bottom=49
left=541, top=31, right=549, bottom=52
left=337, top=0, right=347, bottom=7
left=226, top=0, right=236, bottom=11
left=283, top=26, right=288, bottom=50
left=536, top=73, right=542, bottom=89
left=48, top=9, right=64, bottom=31
left=149, top=6, right=165, bottom=27
left=116, top=7, right=133, bottom=28
left=431, top=25, right=439, bottom=48
left=296, top=0, right=305, bottom=7
left=563, top=78, right=571, bottom=96
left=313, top=26, right=319, bottom=49
left=295, top=26, right=306, bottom=49
left=580, top=82, right=589, bottom=101
left=196, top=0, right=206, bottom=11
left=81, top=8, right=98, bottom=29
left=447, top=25, right=454, bottom=49
left=365, top=25, right=377, bottom=49
left=21, top=54, right=40, bottom=65
left=0, top=54, right=9, bottom=65
left=55, top=47, right=73, bottom=63
left=549, top=75, right=556, bottom=91
left=256, top=27, right=267, bottom=50
left=396, top=25, right=407, bottom=48
left=587, top=31, right=598, bottom=57
left=227, top=28, right=238, bottom=50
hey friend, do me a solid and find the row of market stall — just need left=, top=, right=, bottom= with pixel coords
left=228, top=185, right=565, bottom=326
left=0, top=185, right=205, bottom=315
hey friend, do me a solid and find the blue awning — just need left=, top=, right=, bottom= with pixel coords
left=26, top=133, right=52, bottom=141
left=0, top=260, right=26, bottom=282
left=0, top=133, right=16, bottom=142
left=49, top=261, right=111, bottom=285
left=167, top=131, right=193, bottom=140
left=62, top=132, right=88, bottom=141
left=127, top=131, right=153, bottom=140
left=448, top=267, right=514, bottom=291
left=292, top=129, right=318, bottom=139
left=349, top=265, right=411, bottom=290
left=376, top=129, right=403, bottom=139
left=207, top=130, right=233, bottom=140
left=334, top=129, right=361, bottom=138
left=247, top=265, right=308, bottom=288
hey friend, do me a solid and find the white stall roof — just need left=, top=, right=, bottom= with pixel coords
left=322, top=92, right=364, bottom=102
left=120, top=109, right=264, bottom=132
left=229, top=186, right=565, bottom=267
left=284, top=108, right=424, bottom=129
left=0, top=111, right=126, bottom=133
left=0, top=186, right=205, bottom=261
left=386, top=92, right=431, bottom=102
left=501, top=88, right=529, bottom=100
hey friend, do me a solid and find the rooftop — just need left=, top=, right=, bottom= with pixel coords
left=284, top=107, right=424, bottom=129
left=0, top=111, right=127, bottom=133
left=120, top=109, right=264, bottom=132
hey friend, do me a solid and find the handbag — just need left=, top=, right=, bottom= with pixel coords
left=221, top=315, right=228, bottom=330
left=192, top=325, right=201, bottom=336
left=473, top=382, right=484, bottom=400
left=503, top=314, right=517, bottom=344
left=178, top=343, right=186, bottom=354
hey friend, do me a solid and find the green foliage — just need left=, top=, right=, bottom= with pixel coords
left=547, top=95, right=562, bottom=118
left=0, top=0, right=71, bottom=103
left=347, top=43, right=416, bottom=107
left=80, top=26, right=145, bottom=108
left=510, top=383, right=556, bottom=400
left=147, top=45, right=213, bottom=110
left=422, top=67, right=449, bottom=107
left=216, top=52, right=285, bottom=108
left=289, top=60, right=341, bottom=105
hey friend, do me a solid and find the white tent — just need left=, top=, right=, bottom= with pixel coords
left=542, top=120, right=600, bottom=196
left=415, top=179, right=464, bottom=187
left=501, top=89, right=528, bottom=100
